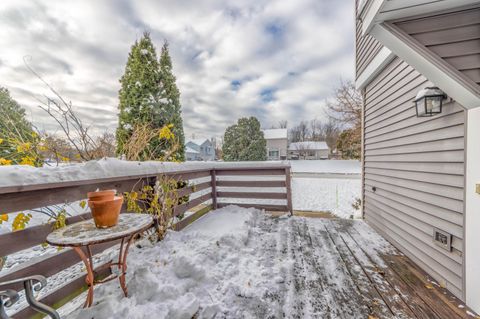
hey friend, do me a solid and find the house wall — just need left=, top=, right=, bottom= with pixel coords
left=199, top=141, right=215, bottom=161
left=266, top=138, right=288, bottom=160
left=362, top=56, right=466, bottom=298
left=395, top=6, right=480, bottom=87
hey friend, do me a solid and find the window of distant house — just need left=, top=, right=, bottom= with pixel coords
left=269, top=150, right=279, bottom=158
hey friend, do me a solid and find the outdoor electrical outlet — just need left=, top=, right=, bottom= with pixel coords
left=476, top=183, right=480, bottom=194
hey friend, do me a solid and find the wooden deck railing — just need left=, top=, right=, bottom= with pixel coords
left=0, top=163, right=292, bottom=318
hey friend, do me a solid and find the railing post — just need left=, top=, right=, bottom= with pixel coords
left=211, top=169, right=218, bottom=210
left=285, top=167, right=293, bottom=216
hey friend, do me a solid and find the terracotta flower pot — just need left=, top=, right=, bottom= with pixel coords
left=88, top=196, right=123, bottom=228
left=87, top=190, right=115, bottom=202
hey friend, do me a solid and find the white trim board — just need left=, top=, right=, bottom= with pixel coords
left=361, top=0, right=480, bottom=35
left=362, top=0, right=385, bottom=34
left=464, top=107, right=480, bottom=314
left=370, top=23, right=480, bottom=109
left=356, top=47, right=395, bottom=90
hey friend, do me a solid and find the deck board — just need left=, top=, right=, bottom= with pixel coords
left=282, top=217, right=477, bottom=319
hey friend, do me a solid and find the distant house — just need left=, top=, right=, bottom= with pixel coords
left=185, top=139, right=215, bottom=161
left=289, top=141, right=329, bottom=160
left=263, top=129, right=288, bottom=160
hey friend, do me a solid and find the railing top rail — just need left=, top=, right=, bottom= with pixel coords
left=0, top=159, right=290, bottom=195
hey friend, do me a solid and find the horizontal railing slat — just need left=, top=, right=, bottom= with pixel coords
left=217, top=203, right=289, bottom=211
left=173, top=193, right=212, bottom=217
left=215, top=168, right=286, bottom=176
left=216, top=180, right=286, bottom=187
left=217, top=191, right=287, bottom=199
left=0, top=239, right=120, bottom=291
left=176, top=181, right=211, bottom=197
left=168, top=170, right=211, bottom=181
left=0, top=212, right=91, bottom=257
left=173, top=205, right=213, bottom=231
left=0, top=178, right=148, bottom=215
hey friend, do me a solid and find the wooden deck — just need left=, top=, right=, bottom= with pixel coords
left=284, top=217, right=477, bottom=319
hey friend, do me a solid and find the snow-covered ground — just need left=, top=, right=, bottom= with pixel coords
left=289, top=160, right=361, bottom=217
left=292, top=178, right=361, bottom=218
left=64, top=206, right=393, bottom=319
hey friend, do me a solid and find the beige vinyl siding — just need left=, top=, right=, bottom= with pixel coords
left=355, top=1, right=384, bottom=78
left=363, top=56, right=466, bottom=298
left=395, top=6, right=480, bottom=86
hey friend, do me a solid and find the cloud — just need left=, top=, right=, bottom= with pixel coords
left=0, top=0, right=354, bottom=139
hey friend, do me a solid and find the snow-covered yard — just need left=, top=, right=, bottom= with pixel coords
left=292, top=178, right=360, bottom=218
left=65, top=206, right=396, bottom=319
left=290, top=160, right=361, bottom=218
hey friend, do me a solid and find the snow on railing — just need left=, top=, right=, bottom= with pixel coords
left=0, top=160, right=292, bottom=318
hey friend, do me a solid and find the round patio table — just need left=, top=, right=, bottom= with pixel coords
left=46, top=214, right=153, bottom=308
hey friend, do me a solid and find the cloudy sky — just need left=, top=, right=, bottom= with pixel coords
left=0, top=0, right=354, bottom=139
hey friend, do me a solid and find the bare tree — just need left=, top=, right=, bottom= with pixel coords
left=326, top=80, right=362, bottom=158
left=25, top=58, right=101, bottom=161
left=326, top=80, right=362, bottom=130
left=323, top=119, right=340, bottom=151
left=289, top=120, right=310, bottom=143
left=278, top=120, right=288, bottom=129
left=92, top=132, right=116, bottom=158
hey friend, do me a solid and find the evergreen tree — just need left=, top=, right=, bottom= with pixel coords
left=222, top=117, right=267, bottom=161
left=0, top=87, right=36, bottom=164
left=157, top=41, right=185, bottom=161
left=116, top=33, right=185, bottom=161
left=336, top=128, right=361, bottom=159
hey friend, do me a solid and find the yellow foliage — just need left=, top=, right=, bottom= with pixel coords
left=0, top=214, right=8, bottom=224
left=20, top=156, right=35, bottom=166
left=79, top=200, right=87, bottom=209
left=53, top=210, right=67, bottom=229
left=12, top=212, right=32, bottom=231
left=159, top=125, right=175, bottom=140
left=0, top=158, right=12, bottom=165
left=0, top=138, right=3, bottom=144
left=16, top=142, right=31, bottom=152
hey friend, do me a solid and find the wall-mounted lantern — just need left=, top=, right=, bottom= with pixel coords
left=414, top=87, right=447, bottom=117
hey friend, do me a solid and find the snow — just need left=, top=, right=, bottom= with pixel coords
left=289, top=141, right=328, bottom=151
left=292, top=178, right=361, bottom=218
left=140, top=49, right=149, bottom=55
left=63, top=206, right=394, bottom=319
left=186, top=138, right=210, bottom=146
left=262, top=128, right=287, bottom=140
left=185, top=146, right=199, bottom=154
left=290, top=160, right=361, bottom=175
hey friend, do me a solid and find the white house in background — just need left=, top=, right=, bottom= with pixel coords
left=185, top=138, right=215, bottom=161
left=289, top=141, right=329, bottom=160
left=263, top=129, right=288, bottom=160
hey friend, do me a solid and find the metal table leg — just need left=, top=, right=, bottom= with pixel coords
left=118, top=234, right=136, bottom=297
left=72, top=246, right=95, bottom=308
